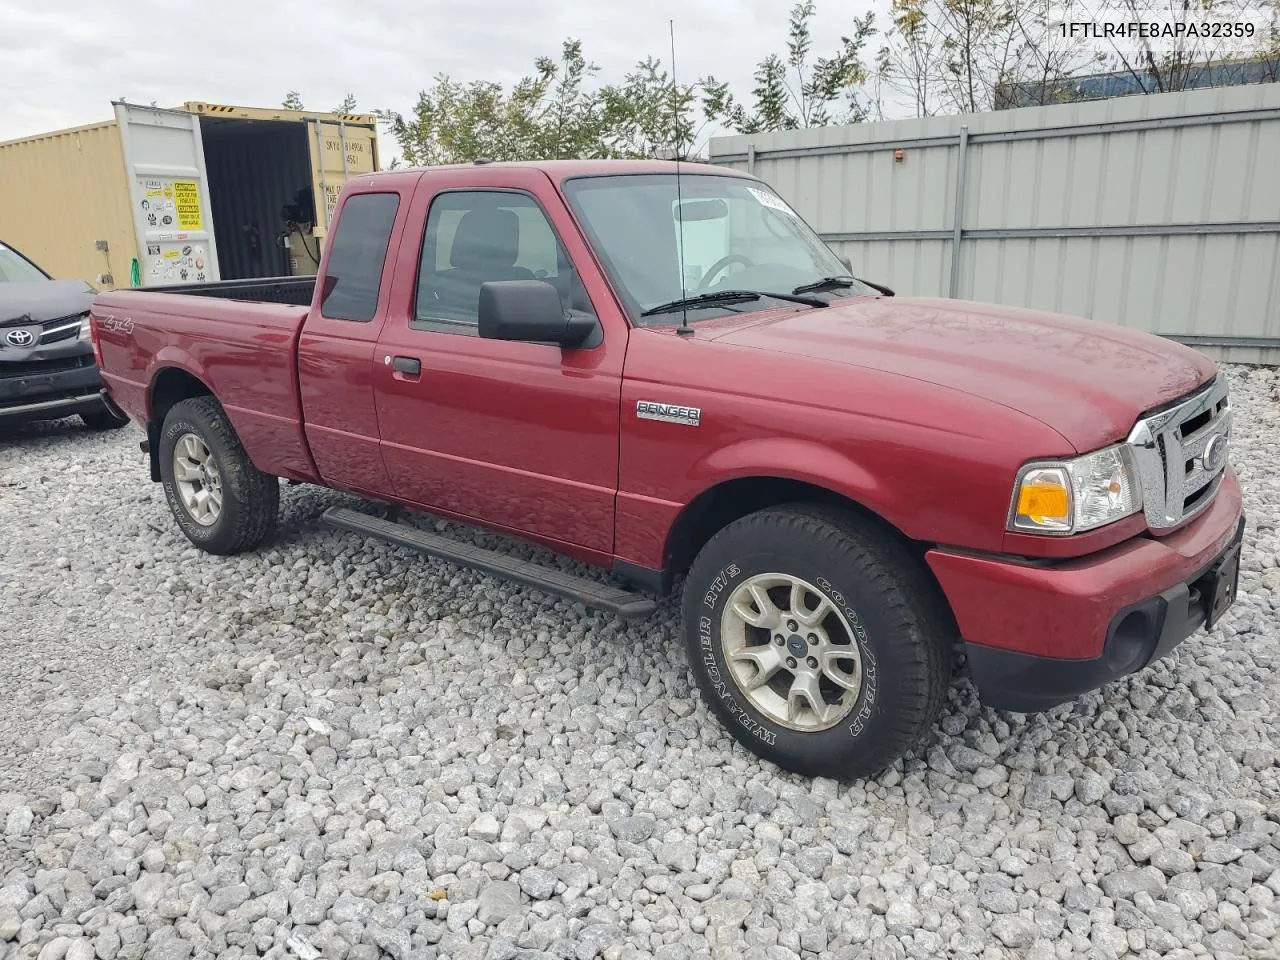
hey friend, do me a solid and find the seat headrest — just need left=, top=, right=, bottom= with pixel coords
left=450, top=207, right=520, bottom=269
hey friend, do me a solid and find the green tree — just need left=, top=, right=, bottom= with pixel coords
left=376, top=41, right=603, bottom=164
left=376, top=39, right=731, bottom=163
left=333, top=94, right=359, bottom=113
left=282, top=91, right=305, bottom=111
left=724, top=1, right=879, bottom=132
left=599, top=59, right=735, bottom=159
left=877, top=0, right=1101, bottom=114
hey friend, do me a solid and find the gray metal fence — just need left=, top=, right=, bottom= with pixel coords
left=709, top=84, right=1280, bottom=364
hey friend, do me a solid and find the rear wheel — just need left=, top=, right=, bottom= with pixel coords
left=681, top=504, right=953, bottom=779
left=158, top=397, right=278, bottom=555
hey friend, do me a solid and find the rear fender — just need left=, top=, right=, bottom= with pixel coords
left=145, top=347, right=212, bottom=422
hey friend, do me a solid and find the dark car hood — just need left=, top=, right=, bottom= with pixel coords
left=0, top=280, right=96, bottom=326
left=706, top=296, right=1218, bottom=452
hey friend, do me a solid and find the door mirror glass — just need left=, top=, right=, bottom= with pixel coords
left=478, top=279, right=595, bottom=346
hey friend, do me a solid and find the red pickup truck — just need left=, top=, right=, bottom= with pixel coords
left=91, top=159, right=1244, bottom=778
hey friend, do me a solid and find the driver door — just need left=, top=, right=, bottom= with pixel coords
left=372, top=167, right=626, bottom=561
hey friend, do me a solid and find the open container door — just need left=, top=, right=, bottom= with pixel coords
left=113, top=101, right=220, bottom=287
left=306, top=117, right=379, bottom=248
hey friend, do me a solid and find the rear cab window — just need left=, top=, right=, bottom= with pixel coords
left=319, top=193, right=401, bottom=321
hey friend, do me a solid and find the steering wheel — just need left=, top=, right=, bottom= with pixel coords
left=698, top=254, right=755, bottom=290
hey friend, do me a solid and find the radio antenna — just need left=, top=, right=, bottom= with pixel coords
left=670, top=19, right=694, bottom=337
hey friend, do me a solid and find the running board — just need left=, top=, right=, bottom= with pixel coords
left=320, top=506, right=657, bottom=619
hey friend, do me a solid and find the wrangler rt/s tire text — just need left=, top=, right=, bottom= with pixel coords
left=158, top=396, right=279, bottom=555
left=681, top=504, right=953, bottom=779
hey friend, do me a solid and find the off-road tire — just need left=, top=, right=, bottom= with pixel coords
left=681, top=504, right=953, bottom=779
left=81, top=407, right=130, bottom=431
left=158, top=396, right=279, bottom=555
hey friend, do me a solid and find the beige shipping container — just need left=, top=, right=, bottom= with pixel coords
left=0, top=101, right=380, bottom=290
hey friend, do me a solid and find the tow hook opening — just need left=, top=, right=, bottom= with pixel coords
left=1106, top=604, right=1161, bottom=675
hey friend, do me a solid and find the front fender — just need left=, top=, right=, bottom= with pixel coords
left=684, top=436, right=909, bottom=535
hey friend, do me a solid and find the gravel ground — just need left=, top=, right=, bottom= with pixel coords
left=0, top=363, right=1277, bottom=960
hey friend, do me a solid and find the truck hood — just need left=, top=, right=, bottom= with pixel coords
left=707, top=296, right=1217, bottom=452
left=1, top=280, right=96, bottom=326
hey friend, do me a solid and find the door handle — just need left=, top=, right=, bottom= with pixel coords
left=392, top=356, right=421, bottom=376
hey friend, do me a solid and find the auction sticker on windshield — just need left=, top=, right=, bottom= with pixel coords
left=748, top=187, right=796, bottom=216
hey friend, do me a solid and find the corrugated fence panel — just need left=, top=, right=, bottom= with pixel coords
left=711, top=84, right=1280, bottom=362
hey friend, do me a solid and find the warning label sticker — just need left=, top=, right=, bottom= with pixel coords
left=172, top=181, right=202, bottom=231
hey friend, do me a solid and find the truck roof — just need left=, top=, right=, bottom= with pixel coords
left=353, top=158, right=754, bottom=184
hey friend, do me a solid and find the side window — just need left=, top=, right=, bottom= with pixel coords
left=319, top=192, right=400, bottom=322
left=414, top=190, right=595, bottom=333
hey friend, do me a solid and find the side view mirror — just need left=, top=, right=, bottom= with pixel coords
left=478, top=280, right=596, bottom=346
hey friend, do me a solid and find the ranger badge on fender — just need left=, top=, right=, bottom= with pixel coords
left=636, top=400, right=701, bottom=427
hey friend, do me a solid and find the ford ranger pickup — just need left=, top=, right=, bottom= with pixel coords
left=89, top=160, right=1245, bottom=778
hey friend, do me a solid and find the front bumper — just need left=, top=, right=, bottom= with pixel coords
left=0, top=354, right=106, bottom=424
left=927, top=469, right=1245, bottom=713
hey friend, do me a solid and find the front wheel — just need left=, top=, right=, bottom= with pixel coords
left=681, top=505, right=953, bottom=780
left=158, top=396, right=279, bottom=555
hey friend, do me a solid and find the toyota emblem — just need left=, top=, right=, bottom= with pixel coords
left=1202, top=433, right=1228, bottom=473
left=4, top=329, right=34, bottom=347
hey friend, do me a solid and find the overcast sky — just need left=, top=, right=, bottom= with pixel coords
left=0, top=0, right=883, bottom=155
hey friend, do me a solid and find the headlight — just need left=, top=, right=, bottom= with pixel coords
left=77, top=314, right=92, bottom=341
left=1009, top=444, right=1143, bottom=535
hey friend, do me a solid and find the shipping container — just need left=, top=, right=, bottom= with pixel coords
left=0, top=101, right=380, bottom=290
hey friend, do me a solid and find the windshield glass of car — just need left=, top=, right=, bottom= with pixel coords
left=0, top=243, right=49, bottom=283
left=561, top=173, right=874, bottom=324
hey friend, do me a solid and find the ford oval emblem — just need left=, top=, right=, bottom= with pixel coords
left=1202, top=434, right=1227, bottom=473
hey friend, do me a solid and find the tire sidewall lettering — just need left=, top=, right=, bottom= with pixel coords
left=816, top=575, right=879, bottom=737
left=702, top=561, right=741, bottom=609
left=701, top=566, right=879, bottom=746
left=699, top=596, right=779, bottom=749
left=161, top=418, right=220, bottom=542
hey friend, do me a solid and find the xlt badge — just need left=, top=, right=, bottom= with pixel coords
left=637, top=400, right=700, bottom=427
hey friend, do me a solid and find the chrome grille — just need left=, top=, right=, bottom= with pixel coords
left=1126, top=375, right=1231, bottom=531
left=40, top=313, right=87, bottom=345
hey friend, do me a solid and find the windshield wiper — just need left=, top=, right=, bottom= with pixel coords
left=792, top=275, right=856, bottom=295
left=641, top=288, right=828, bottom=317
left=794, top=275, right=897, bottom=297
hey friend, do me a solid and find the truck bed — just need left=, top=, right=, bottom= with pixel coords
left=148, top=276, right=315, bottom=306
left=91, top=285, right=318, bottom=482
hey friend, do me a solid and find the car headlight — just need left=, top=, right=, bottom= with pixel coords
left=77, top=313, right=92, bottom=341
left=1009, top=444, right=1143, bottom=535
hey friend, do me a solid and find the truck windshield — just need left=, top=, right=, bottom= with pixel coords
left=0, top=242, right=50, bottom=283
left=561, top=173, right=875, bottom=325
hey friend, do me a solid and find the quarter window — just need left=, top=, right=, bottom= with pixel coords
left=319, top=192, right=400, bottom=322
